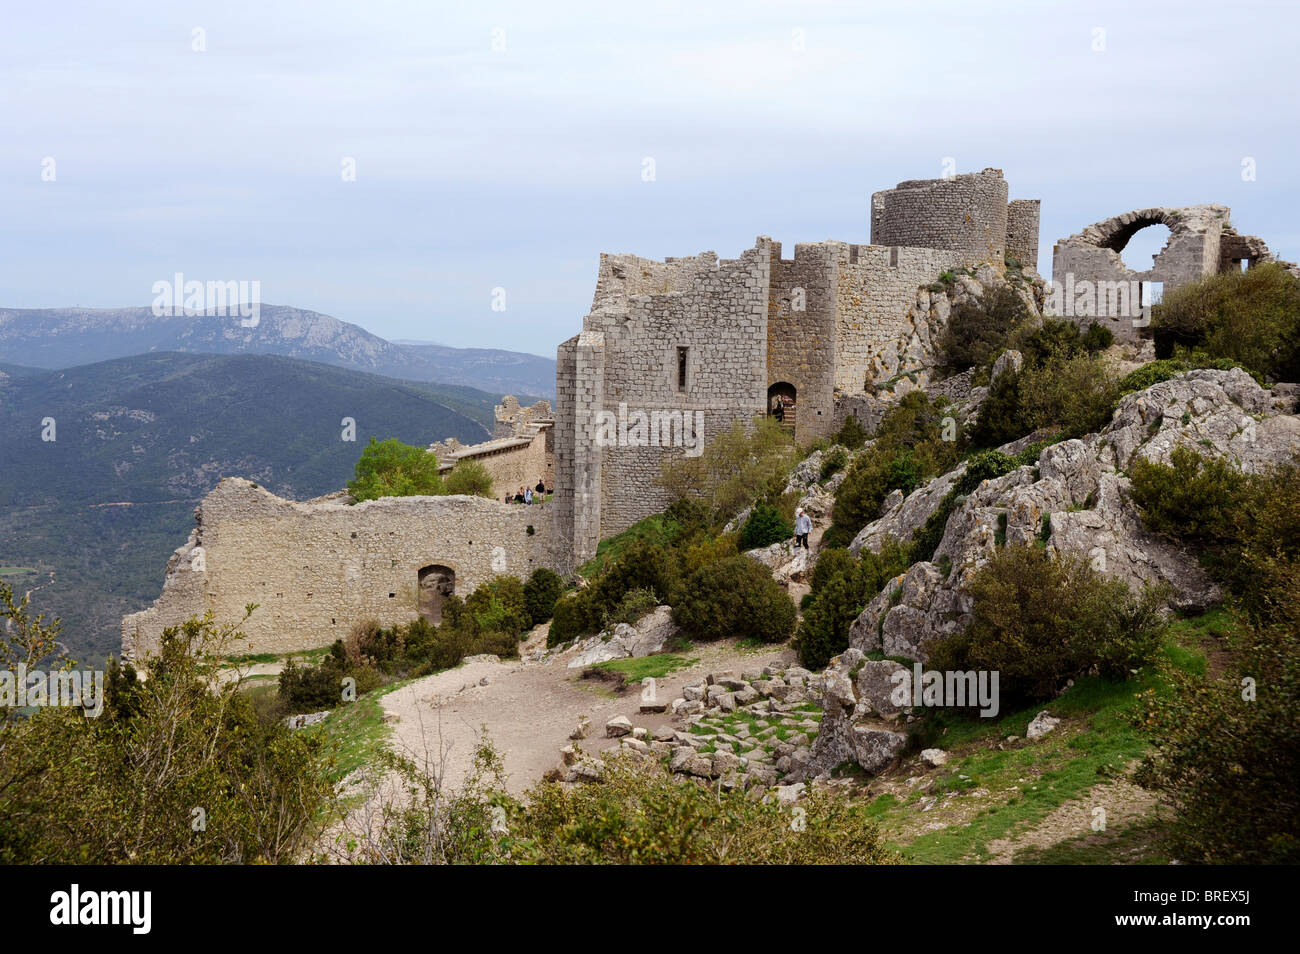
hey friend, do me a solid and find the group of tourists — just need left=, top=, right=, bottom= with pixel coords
left=507, top=479, right=549, bottom=504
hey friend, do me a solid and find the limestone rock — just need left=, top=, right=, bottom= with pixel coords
left=567, top=605, right=678, bottom=668
left=1026, top=710, right=1060, bottom=740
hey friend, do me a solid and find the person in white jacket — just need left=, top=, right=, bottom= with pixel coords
left=794, top=508, right=812, bottom=550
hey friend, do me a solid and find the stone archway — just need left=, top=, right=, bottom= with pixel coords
left=417, top=565, right=455, bottom=624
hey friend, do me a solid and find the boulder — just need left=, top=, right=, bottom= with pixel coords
left=1026, top=710, right=1060, bottom=740
left=567, top=605, right=678, bottom=668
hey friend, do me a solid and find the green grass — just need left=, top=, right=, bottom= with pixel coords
left=868, top=623, right=1214, bottom=864
left=591, top=653, right=699, bottom=682
left=0, top=566, right=37, bottom=575
left=306, top=682, right=405, bottom=783
left=579, top=513, right=683, bottom=578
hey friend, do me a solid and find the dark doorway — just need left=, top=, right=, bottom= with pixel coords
left=768, top=382, right=796, bottom=427
left=417, top=565, right=455, bottom=624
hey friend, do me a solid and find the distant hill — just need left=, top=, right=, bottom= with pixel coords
left=0, top=304, right=556, bottom=398
left=0, top=352, right=504, bottom=665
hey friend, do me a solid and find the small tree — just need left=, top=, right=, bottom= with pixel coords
left=444, top=459, right=495, bottom=498
left=347, top=437, right=445, bottom=502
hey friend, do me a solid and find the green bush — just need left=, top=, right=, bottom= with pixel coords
left=833, top=414, right=870, bottom=450
left=347, top=436, right=445, bottom=502
left=926, top=545, right=1166, bottom=708
left=939, top=285, right=1033, bottom=375
left=590, top=541, right=681, bottom=614
left=463, top=576, right=530, bottom=639
left=970, top=352, right=1118, bottom=448
left=794, top=540, right=911, bottom=670
left=672, top=556, right=796, bottom=644
left=603, top=587, right=661, bottom=628
left=658, top=416, right=797, bottom=523
left=549, top=590, right=599, bottom=647
left=523, top=568, right=564, bottom=626
left=819, top=445, right=849, bottom=481
left=444, top=459, right=495, bottom=498
left=828, top=392, right=964, bottom=544
left=1151, top=263, right=1300, bottom=381
left=1128, top=446, right=1247, bottom=543
left=739, top=501, right=793, bottom=550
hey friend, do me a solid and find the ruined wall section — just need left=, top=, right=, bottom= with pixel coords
left=597, top=240, right=771, bottom=538
left=834, top=244, right=960, bottom=396
left=590, top=251, right=720, bottom=311
left=121, top=479, right=557, bottom=661
left=1052, top=205, right=1232, bottom=342
left=767, top=241, right=839, bottom=444
left=871, top=169, right=1010, bottom=265
left=1005, top=198, right=1041, bottom=268
left=553, top=331, right=606, bottom=571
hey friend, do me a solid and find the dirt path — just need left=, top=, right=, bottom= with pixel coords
left=984, top=777, right=1160, bottom=864
left=380, top=638, right=796, bottom=794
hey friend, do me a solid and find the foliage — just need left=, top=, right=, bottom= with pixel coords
left=347, top=436, right=445, bottom=502
left=832, top=414, right=870, bottom=450
left=361, top=741, right=897, bottom=865
left=970, top=351, right=1118, bottom=448
left=926, top=545, right=1167, bottom=709
left=443, top=459, right=495, bottom=498
left=672, top=556, right=796, bottom=644
left=739, top=501, right=793, bottom=550
left=523, top=568, right=564, bottom=626
left=939, top=285, right=1034, bottom=375
left=1128, top=446, right=1248, bottom=543
left=827, top=392, right=965, bottom=545
left=0, top=604, right=332, bottom=863
left=819, top=445, right=849, bottom=481
left=1151, top=262, right=1300, bottom=381
left=659, top=416, right=797, bottom=523
left=794, top=539, right=912, bottom=670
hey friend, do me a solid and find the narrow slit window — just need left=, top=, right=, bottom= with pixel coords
left=677, top=347, right=688, bottom=390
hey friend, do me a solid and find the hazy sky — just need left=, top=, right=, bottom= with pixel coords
left=3, top=0, right=1297, bottom=358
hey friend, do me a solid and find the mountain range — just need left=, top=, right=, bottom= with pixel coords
left=0, top=304, right=556, bottom=399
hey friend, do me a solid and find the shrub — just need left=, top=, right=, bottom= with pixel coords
left=681, top=533, right=739, bottom=576
left=939, top=285, right=1033, bottom=374
left=523, top=568, right=564, bottom=626
left=970, top=352, right=1118, bottom=447
left=833, top=414, right=870, bottom=450
left=828, top=392, right=964, bottom=544
left=603, top=587, right=661, bottom=628
left=1135, top=615, right=1300, bottom=863
left=549, top=590, right=599, bottom=647
left=347, top=436, right=445, bottom=502
left=444, top=459, right=495, bottom=498
left=1151, top=262, right=1300, bottom=381
left=672, top=556, right=796, bottom=644
left=794, top=540, right=911, bottom=670
left=463, top=576, right=530, bottom=639
left=659, top=416, right=797, bottom=523
left=1128, top=446, right=1247, bottom=543
left=0, top=605, right=332, bottom=864
left=926, top=545, right=1166, bottom=708
left=1081, top=322, right=1115, bottom=352
left=819, top=445, right=849, bottom=481
left=590, top=541, right=681, bottom=614
left=739, top=501, right=793, bottom=550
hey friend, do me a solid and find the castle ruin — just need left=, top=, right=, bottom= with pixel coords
left=124, top=166, right=1296, bottom=663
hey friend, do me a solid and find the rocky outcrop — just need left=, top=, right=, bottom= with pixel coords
left=816, top=369, right=1299, bottom=777
left=566, top=605, right=678, bottom=668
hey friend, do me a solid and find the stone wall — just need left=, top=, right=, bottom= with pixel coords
left=834, top=243, right=958, bottom=397
left=1005, top=198, right=1041, bottom=268
left=767, top=241, right=839, bottom=444
left=1052, top=205, right=1230, bottom=343
left=871, top=169, right=1011, bottom=265
left=121, top=478, right=558, bottom=661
